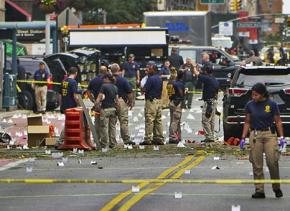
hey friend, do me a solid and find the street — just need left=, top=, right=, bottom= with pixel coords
left=0, top=95, right=290, bottom=211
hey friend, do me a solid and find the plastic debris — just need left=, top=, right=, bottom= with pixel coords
left=249, top=171, right=253, bottom=176
left=45, top=150, right=51, bottom=155
left=78, top=159, right=82, bottom=164
left=22, top=145, right=29, bottom=150
left=184, top=170, right=191, bottom=175
left=101, top=148, right=108, bottom=153
left=177, top=142, right=186, bottom=148
left=153, top=146, right=159, bottom=151
left=132, top=185, right=140, bottom=193
left=127, top=145, right=133, bottom=150
left=6, top=145, right=10, bottom=150
left=90, top=161, right=98, bottom=165
left=72, top=148, right=78, bottom=154
left=139, top=145, right=145, bottom=150
left=57, top=161, right=64, bottom=167
left=78, top=149, right=84, bottom=155
left=211, top=166, right=220, bottom=170
left=174, top=192, right=183, bottom=199
left=213, top=157, right=220, bottom=161
left=231, top=205, right=240, bottom=211
left=137, top=113, right=143, bottom=118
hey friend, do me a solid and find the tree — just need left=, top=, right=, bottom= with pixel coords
left=80, top=0, right=156, bottom=24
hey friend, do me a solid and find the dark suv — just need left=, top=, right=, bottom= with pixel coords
left=223, top=66, right=290, bottom=140
left=6, top=57, right=60, bottom=111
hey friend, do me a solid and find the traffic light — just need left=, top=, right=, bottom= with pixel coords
left=229, top=0, right=242, bottom=12
left=236, top=0, right=242, bottom=10
left=60, top=25, right=69, bottom=34
left=229, top=0, right=238, bottom=12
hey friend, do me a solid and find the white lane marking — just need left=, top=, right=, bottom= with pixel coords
left=0, top=158, right=34, bottom=171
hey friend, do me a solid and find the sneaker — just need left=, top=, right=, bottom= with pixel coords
left=252, top=192, right=265, bottom=199
left=274, top=189, right=283, bottom=198
left=124, top=141, right=136, bottom=146
left=169, top=139, right=178, bottom=144
left=140, top=140, right=152, bottom=145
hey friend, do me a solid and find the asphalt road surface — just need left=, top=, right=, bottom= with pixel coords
left=0, top=94, right=290, bottom=211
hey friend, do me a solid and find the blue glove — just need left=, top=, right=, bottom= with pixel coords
left=279, top=137, right=286, bottom=152
left=240, top=138, right=245, bottom=150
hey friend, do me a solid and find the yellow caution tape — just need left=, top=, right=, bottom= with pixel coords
left=1, top=179, right=290, bottom=185
left=16, top=80, right=88, bottom=88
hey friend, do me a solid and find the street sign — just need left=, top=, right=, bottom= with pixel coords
left=219, top=22, right=233, bottom=36
left=237, top=22, right=261, bottom=28
left=200, top=0, right=225, bottom=4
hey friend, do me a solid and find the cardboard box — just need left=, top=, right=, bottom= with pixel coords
left=27, top=126, right=49, bottom=147
left=27, top=115, right=43, bottom=126
left=45, top=137, right=57, bottom=146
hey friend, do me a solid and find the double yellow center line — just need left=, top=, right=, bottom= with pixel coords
left=100, top=155, right=206, bottom=211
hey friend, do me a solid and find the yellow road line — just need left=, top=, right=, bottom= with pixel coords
left=100, top=155, right=194, bottom=211
left=119, top=156, right=206, bottom=211
left=2, top=178, right=290, bottom=185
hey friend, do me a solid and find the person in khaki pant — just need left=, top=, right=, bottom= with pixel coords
left=33, top=61, right=49, bottom=114
left=94, top=73, right=119, bottom=149
left=241, top=83, right=284, bottom=199
left=111, top=63, right=134, bottom=145
left=167, top=70, right=185, bottom=144
left=140, top=61, right=164, bottom=145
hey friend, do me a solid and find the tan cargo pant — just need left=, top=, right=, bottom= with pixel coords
left=202, top=100, right=217, bottom=140
left=117, top=98, right=130, bottom=143
left=249, top=130, right=281, bottom=193
left=169, top=100, right=182, bottom=141
left=161, top=81, right=169, bottom=108
left=99, top=108, right=117, bottom=148
left=35, top=85, right=47, bottom=112
left=144, top=99, right=164, bottom=142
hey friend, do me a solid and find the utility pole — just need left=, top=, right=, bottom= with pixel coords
left=45, top=14, right=51, bottom=55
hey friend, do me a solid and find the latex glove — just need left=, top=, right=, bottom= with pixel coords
left=240, top=138, right=245, bottom=150
left=279, top=137, right=286, bottom=152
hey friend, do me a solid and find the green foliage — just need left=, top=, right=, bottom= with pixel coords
left=79, top=0, right=156, bottom=24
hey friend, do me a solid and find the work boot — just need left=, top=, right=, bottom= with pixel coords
left=274, top=189, right=283, bottom=198
left=169, top=139, right=179, bottom=144
left=252, top=192, right=265, bottom=199
left=140, top=140, right=152, bottom=145
left=124, top=141, right=136, bottom=146
left=152, top=139, right=164, bottom=145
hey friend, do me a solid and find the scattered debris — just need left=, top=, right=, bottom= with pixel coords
left=177, top=142, right=186, bottom=148
left=139, top=145, right=145, bottom=150
left=231, top=205, right=240, bottom=211
left=184, top=170, right=191, bottom=175
left=211, top=165, right=220, bottom=170
left=153, top=146, right=159, bottom=151
left=57, top=161, right=64, bottom=167
left=132, top=185, right=140, bottom=193
left=174, top=192, right=183, bottom=199
left=90, top=161, right=98, bottom=165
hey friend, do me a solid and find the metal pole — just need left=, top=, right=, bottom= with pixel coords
left=103, top=10, right=107, bottom=24
left=45, top=14, right=50, bottom=55
left=12, top=29, right=17, bottom=75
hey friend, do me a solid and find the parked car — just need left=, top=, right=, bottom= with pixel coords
left=169, top=45, right=240, bottom=89
left=6, top=57, right=61, bottom=111
left=223, top=66, right=290, bottom=140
